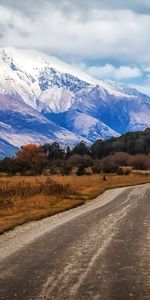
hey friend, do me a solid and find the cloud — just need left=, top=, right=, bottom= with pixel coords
left=74, top=63, right=142, bottom=81
left=0, top=0, right=150, bottom=94
left=0, top=0, right=150, bottom=65
left=85, top=64, right=142, bottom=81
left=1, top=0, right=150, bottom=14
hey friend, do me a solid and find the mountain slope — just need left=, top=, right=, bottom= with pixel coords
left=0, top=94, right=87, bottom=158
left=72, top=84, right=150, bottom=134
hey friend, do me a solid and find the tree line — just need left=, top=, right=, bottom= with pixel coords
left=1, top=128, right=150, bottom=175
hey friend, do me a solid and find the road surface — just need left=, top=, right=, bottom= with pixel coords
left=0, top=184, right=150, bottom=300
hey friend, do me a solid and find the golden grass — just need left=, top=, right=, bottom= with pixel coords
left=0, top=173, right=150, bottom=234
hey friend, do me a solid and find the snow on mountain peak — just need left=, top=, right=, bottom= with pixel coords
left=0, top=47, right=129, bottom=98
left=0, top=47, right=96, bottom=84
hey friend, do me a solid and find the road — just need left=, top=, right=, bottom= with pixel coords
left=0, top=184, right=150, bottom=300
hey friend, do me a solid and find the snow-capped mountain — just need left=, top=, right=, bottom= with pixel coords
left=0, top=94, right=86, bottom=154
left=0, top=47, right=150, bottom=157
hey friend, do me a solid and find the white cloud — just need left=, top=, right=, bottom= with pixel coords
left=1, top=1, right=150, bottom=14
left=114, top=66, right=142, bottom=80
left=77, top=64, right=142, bottom=81
left=0, top=4, right=150, bottom=65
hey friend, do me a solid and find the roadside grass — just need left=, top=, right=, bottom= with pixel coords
left=0, top=173, right=150, bottom=234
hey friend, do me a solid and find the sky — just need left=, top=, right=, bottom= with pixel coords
left=0, top=0, right=150, bottom=94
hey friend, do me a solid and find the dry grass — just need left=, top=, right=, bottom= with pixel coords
left=0, top=173, right=150, bottom=234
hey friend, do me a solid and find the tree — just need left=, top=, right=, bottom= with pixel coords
left=72, top=141, right=90, bottom=156
left=91, top=139, right=111, bottom=159
left=65, top=146, right=72, bottom=159
left=16, top=144, right=48, bottom=174
left=77, top=164, right=85, bottom=176
left=17, top=144, right=46, bottom=163
left=43, top=142, right=65, bottom=160
left=0, top=157, right=30, bottom=175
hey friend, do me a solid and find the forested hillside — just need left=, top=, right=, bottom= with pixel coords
left=1, top=128, right=150, bottom=175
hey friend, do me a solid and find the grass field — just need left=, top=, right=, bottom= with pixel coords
left=0, top=173, right=150, bottom=234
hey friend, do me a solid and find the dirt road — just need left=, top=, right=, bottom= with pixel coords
left=0, top=184, right=150, bottom=300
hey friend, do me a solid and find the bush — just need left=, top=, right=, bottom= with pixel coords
left=77, top=165, right=85, bottom=176
left=92, top=160, right=103, bottom=173
left=127, top=154, right=150, bottom=170
left=42, top=178, right=71, bottom=195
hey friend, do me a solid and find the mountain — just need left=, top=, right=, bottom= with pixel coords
left=0, top=94, right=86, bottom=156
left=0, top=47, right=150, bottom=157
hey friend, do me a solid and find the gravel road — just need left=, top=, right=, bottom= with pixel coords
left=0, top=184, right=150, bottom=300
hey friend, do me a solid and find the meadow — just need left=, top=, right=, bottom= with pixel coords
left=0, top=173, right=150, bottom=234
